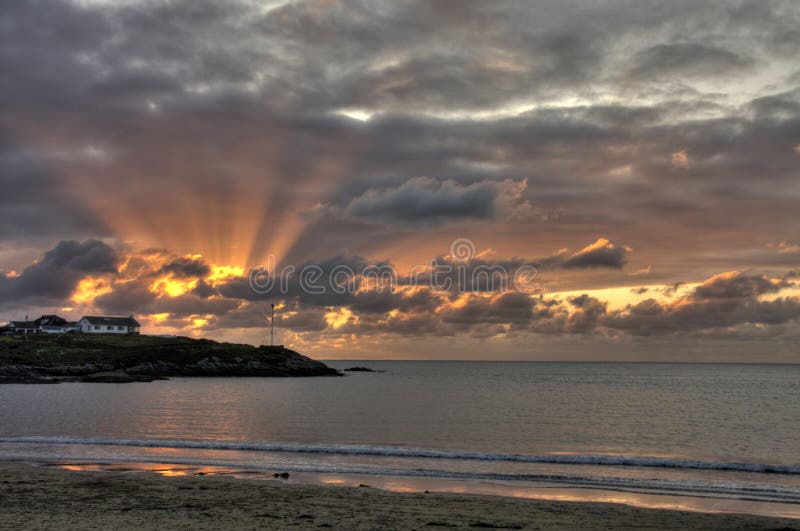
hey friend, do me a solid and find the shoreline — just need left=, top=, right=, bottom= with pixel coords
left=1, top=462, right=797, bottom=530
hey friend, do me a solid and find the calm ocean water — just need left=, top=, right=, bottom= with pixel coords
left=1, top=362, right=799, bottom=514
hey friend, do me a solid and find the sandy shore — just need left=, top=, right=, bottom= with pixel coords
left=0, top=462, right=797, bottom=530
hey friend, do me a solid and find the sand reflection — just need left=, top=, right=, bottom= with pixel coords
left=49, top=462, right=800, bottom=520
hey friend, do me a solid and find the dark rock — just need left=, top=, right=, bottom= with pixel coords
left=0, top=375, right=61, bottom=384
left=469, top=523, right=524, bottom=529
left=79, top=372, right=152, bottom=383
left=343, top=366, right=381, bottom=372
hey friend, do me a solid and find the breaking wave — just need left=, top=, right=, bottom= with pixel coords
left=1, top=436, right=799, bottom=475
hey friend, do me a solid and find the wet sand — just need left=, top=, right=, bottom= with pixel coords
left=0, top=462, right=797, bottom=530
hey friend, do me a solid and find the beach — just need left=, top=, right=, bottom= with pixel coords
left=4, top=0, right=800, bottom=526
left=0, top=462, right=796, bottom=530
left=2, top=365, right=800, bottom=518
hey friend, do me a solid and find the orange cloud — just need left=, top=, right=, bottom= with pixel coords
left=150, top=313, right=170, bottom=323
left=671, top=149, right=689, bottom=168
left=150, top=277, right=198, bottom=298
left=207, top=265, right=245, bottom=286
left=71, top=277, right=113, bottom=304
left=325, top=307, right=354, bottom=329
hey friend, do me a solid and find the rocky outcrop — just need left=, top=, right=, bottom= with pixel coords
left=124, top=354, right=338, bottom=378
left=343, top=366, right=383, bottom=373
left=0, top=335, right=341, bottom=383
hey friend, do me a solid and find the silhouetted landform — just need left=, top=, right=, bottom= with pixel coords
left=343, top=366, right=383, bottom=373
left=0, top=335, right=341, bottom=383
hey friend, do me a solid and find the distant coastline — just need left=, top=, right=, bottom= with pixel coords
left=0, top=334, right=340, bottom=383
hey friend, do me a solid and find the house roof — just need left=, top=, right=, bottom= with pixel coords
left=34, top=315, right=67, bottom=326
left=81, top=316, right=141, bottom=327
left=10, top=321, right=38, bottom=328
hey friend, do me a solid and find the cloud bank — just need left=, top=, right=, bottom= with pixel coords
left=1, top=0, right=800, bottom=359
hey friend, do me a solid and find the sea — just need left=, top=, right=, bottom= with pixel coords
left=1, top=361, right=799, bottom=518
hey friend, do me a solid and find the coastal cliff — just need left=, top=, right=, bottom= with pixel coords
left=0, top=334, right=340, bottom=383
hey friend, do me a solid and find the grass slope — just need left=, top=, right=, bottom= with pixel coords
left=0, top=334, right=339, bottom=380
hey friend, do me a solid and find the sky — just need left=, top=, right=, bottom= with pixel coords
left=1, top=0, right=800, bottom=361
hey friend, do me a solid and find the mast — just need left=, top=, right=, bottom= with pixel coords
left=270, top=303, right=275, bottom=346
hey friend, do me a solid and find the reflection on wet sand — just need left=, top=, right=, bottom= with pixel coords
left=55, top=462, right=238, bottom=478
left=46, top=461, right=800, bottom=520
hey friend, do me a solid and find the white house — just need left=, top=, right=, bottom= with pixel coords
left=79, top=315, right=141, bottom=335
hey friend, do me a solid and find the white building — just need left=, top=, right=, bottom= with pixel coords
left=79, top=316, right=141, bottom=335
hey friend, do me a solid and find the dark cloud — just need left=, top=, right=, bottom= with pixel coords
left=660, top=282, right=685, bottom=297
left=0, top=239, right=118, bottom=307
left=605, top=272, right=800, bottom=336
left=396, top=238, right=630, bottom=296
left=561, top=238, right=629, bottom=269
left=2, top=0, right=799, bottom=271
left=93, top=279, right=156, bottom=316
left=344, top=178, right=497, bottom=226
left=0, top=132, right=109, bottom=241
left=628, top=43, right=752, bottom=81
left=39, top=240, right=118, bottom=273
left=158, top=256, right=211, bottom=278
left=566, top=295, right=607, bottom=333
left=748, top=88, right=800, bottom=121
left=693, top=272, right=785, bottom=299
left=606, top=296, right=800, bottom=336
left=191, top=279, right=218, bottom=299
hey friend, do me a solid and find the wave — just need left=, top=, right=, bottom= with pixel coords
left=1, top=436, right=799, bottom=475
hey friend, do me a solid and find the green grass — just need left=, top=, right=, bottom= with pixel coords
left=0, top=334, right=299, bottom=366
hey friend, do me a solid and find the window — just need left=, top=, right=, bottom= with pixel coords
left=94, top=325, right=100, bottom=331
left=118, top=326, right=124, bottom=331
left=107, top=325, right=114, bottom=331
